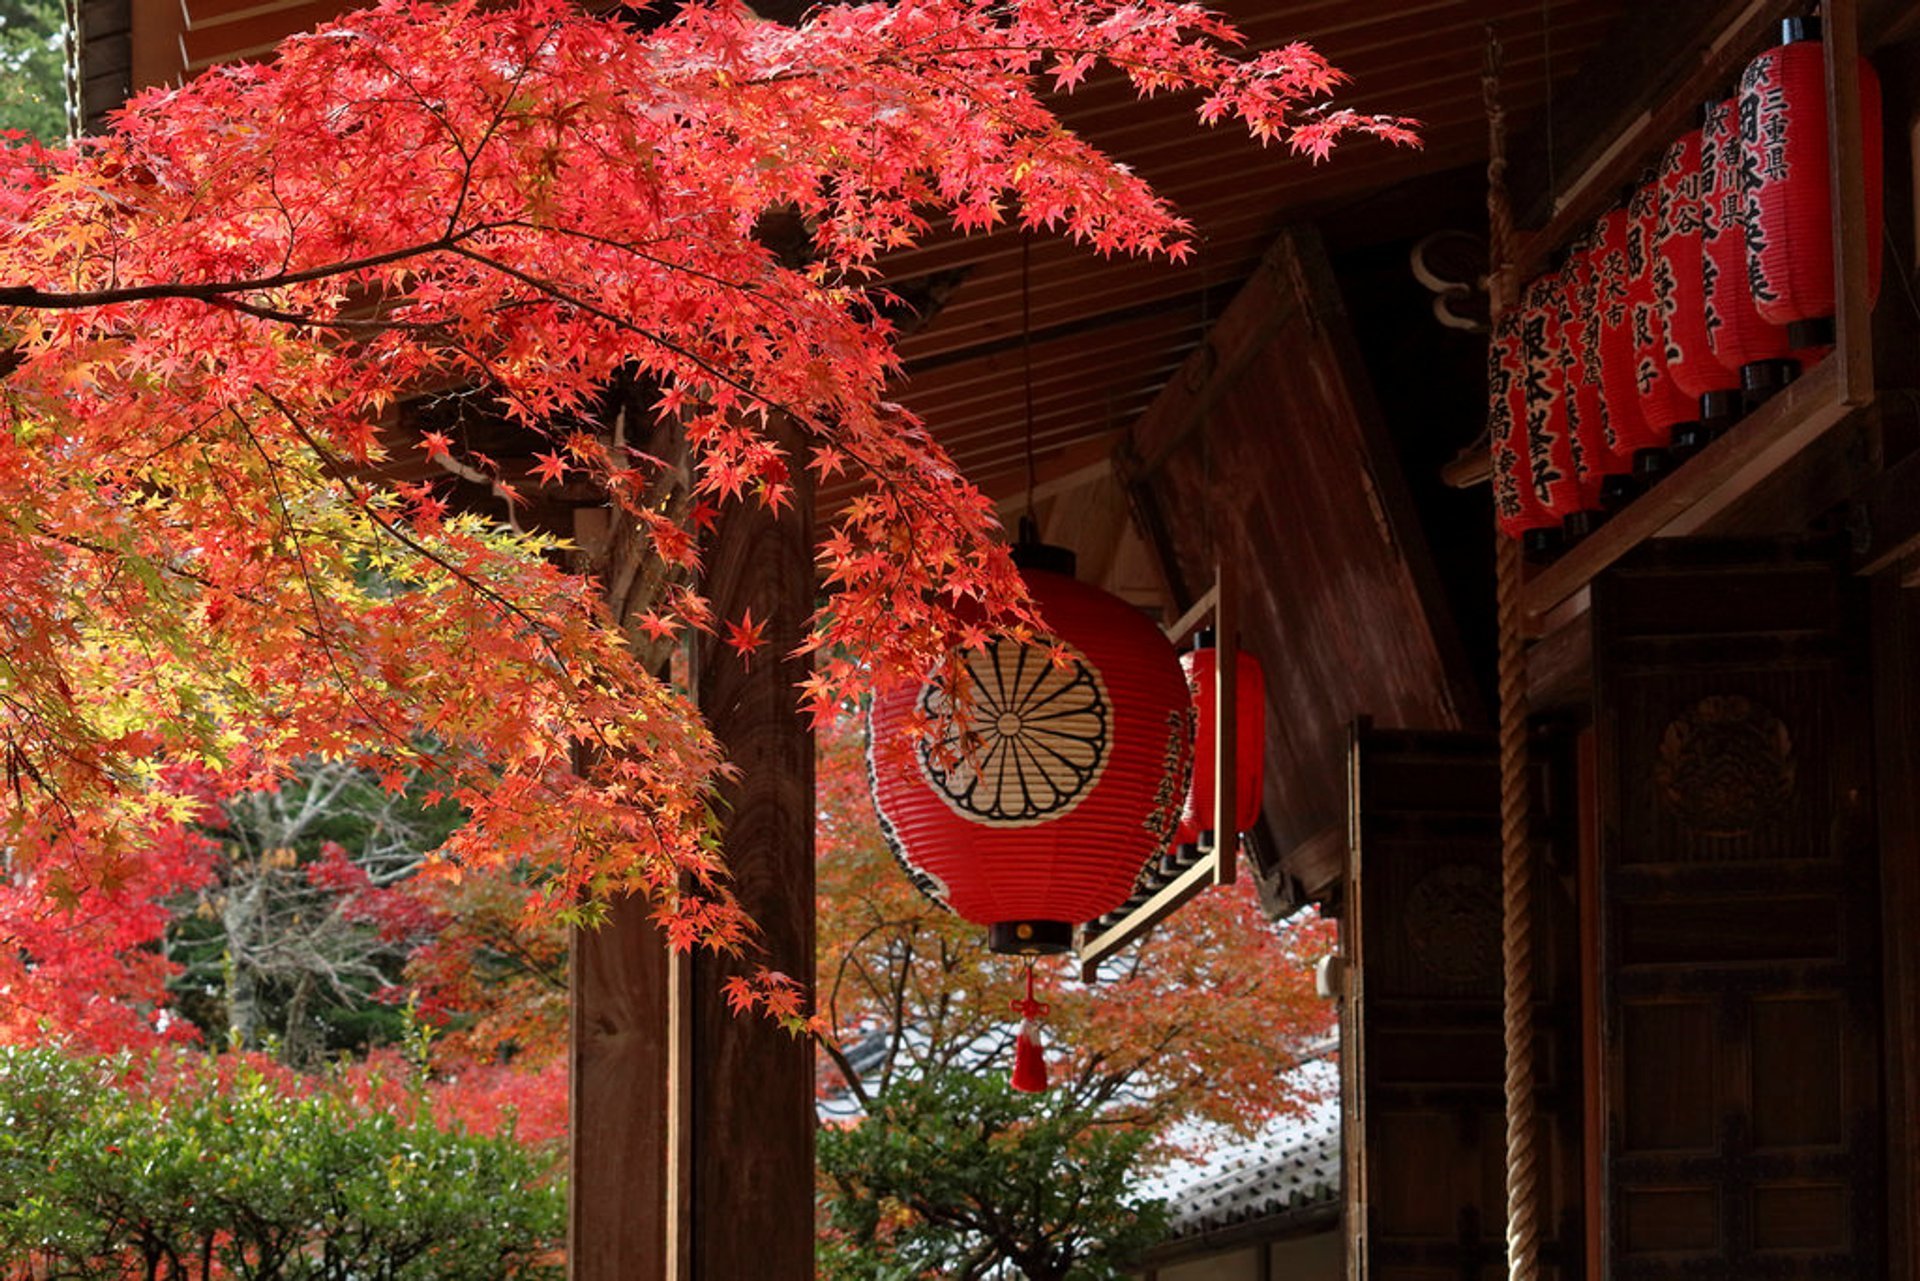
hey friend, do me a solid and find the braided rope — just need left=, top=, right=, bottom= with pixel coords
left=1484, top=31, right=1540, bottom=1281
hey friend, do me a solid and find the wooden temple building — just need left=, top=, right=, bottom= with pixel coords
left=80, top=0, right=1920, bottom=1276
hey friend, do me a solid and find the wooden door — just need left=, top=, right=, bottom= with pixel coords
left=1592, top=543, right=1883, bottom=1278
left=1342, top=724, right=1582, bottom=1281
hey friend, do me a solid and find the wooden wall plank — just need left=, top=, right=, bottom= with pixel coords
left=1126, top=227, right=1474, bottom=895
left=1872, top=572, right=1920, bottom=1281
left=1591, top=542, right=1884, bottom=1279
left=1341, top=724, right=1582, bottom=1281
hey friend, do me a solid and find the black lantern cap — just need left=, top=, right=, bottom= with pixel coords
left=1011, top=514, right=1077, bottom=577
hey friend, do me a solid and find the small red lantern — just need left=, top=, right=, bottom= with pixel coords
left=1627, top=180, right=1698, bottom=462
left=868, top=543, right=1192, bottom=955
left=1701, top=95, right=1798, bottom=400
left=1490, top=310, right=1559, bottom=551
left=1520, top=271, right=1602, bottom=523
left=1563, top=228, right=1636, bottom=503
left=1171, top=632, right=1266, bottom=849
left=1654, top=125, right=1742, bottom=442
left=1739, top=17, right=1884, bottom=351
left=1592, top=207, right=1659, bottom=469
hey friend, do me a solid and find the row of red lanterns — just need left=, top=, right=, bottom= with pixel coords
left=1492, top=17, right=1884, bottom=550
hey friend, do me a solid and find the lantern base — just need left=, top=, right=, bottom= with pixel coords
left=1788, top=317, right=1836, bottom=353
left=1740, top=358, right=1799, bottom=411
left=989, top=920, right=1074, bottom=956
left=1674, top=393, right=1737, bottom=459
left=1563, top=509, right=1609, bottom=542
left=1600, top=473, right=1642, bottom=511
left=1697, top=389, right=1741, bottom=430
left=1633, top=447, right=1674, bottom=483
left=1522, top=527, right=1564, bottom=564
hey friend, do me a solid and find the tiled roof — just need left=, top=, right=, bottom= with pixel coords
left=819, top=1035, right=1343, bottom=1245
left=1139, top=1061, right=1341, bottom=1241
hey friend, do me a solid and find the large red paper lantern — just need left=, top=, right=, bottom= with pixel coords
left=1490, top=310, right=1558, bottom=548
left=868, top=545, right=1192, bottom=955
left=1520, top=271, right=1601, bottom=522
left=1739, top=17, right=1884, bottom=351
left=1654, top=125, right=1742, bottom=441
left=1172, top=634, right=1266, bottom=848
left=1700, top=95, right=1798, bottom=398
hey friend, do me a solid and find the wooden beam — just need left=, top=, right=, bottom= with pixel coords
left=568, top=403, right=694, bottom=1281
left=1826, top=0, right=1876, bottom=407
left=1510, top=0, right=1803, bottom=268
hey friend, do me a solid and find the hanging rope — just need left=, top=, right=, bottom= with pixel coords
left=1484, top=28, right=1540, bottom=1281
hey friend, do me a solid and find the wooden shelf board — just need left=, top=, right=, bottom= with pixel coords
left=1521, top=356, right=1854, bottom=629
left=1077, top=851, right=1218, bottom=982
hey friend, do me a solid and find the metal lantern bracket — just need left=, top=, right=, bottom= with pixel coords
left=1076, top=559, right=1239, bottom=982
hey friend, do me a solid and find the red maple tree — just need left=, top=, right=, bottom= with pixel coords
left=0, top=0, right=1412, bottom=1025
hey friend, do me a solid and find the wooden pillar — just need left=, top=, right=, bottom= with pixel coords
left=688, top=420, right=816, bottom=1278
left=569, top=407, right=814, bottom=1279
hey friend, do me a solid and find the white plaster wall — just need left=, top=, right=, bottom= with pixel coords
left=1144, top=1228, right=1341, bottom=1281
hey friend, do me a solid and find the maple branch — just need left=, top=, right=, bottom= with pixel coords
left=813, top=1032, right=873, bottom=1111
left=264, top=390, right=565, bottom=663
left=0, top=237, right=469, bottom=310
left=442, top=243, right=829, bottom=437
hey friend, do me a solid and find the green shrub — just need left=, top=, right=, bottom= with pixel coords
left=0, top=1047, right=563, bottom=1279
left=818, top=1069, right=1168, bottom=1281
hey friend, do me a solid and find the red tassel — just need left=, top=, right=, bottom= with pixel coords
left=1009, top=962, right=1050, bottom=1094
left=1011, top=1018, right=1048, bottom=1093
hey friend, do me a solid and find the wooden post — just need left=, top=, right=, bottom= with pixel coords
left=569, top=407, right=815, bottom=1279
left=687, top=417, right=816, bottom=1278
left=568, top=891, right=690, bottom=1281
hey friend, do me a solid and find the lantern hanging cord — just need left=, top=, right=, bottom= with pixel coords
left=1022, top=233, right=1038, bottom=523
left=1012, top=959, right=1050, bottom=1022
left=1485, top=27, right=1541, bottom=1281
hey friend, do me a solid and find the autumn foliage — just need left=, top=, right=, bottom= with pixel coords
left=0, top=0, right=1409, bottom=1035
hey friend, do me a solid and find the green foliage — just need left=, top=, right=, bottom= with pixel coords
left=817, top=1069, right=1169, bottom=1281
left=0, top=0, right=65, bottom=141
left=0, top=1047, right=563, bottom=1279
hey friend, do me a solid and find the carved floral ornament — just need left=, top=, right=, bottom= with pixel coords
left=1653, top=694, right=1796, bottom=837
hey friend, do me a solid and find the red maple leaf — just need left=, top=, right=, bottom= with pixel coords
left=725, top=609, right=768, bottom=666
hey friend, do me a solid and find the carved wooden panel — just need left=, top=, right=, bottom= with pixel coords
left=1592, top=543, right=1883, bottom=1279
left=1342, top=725, right=1582, bottom=1281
